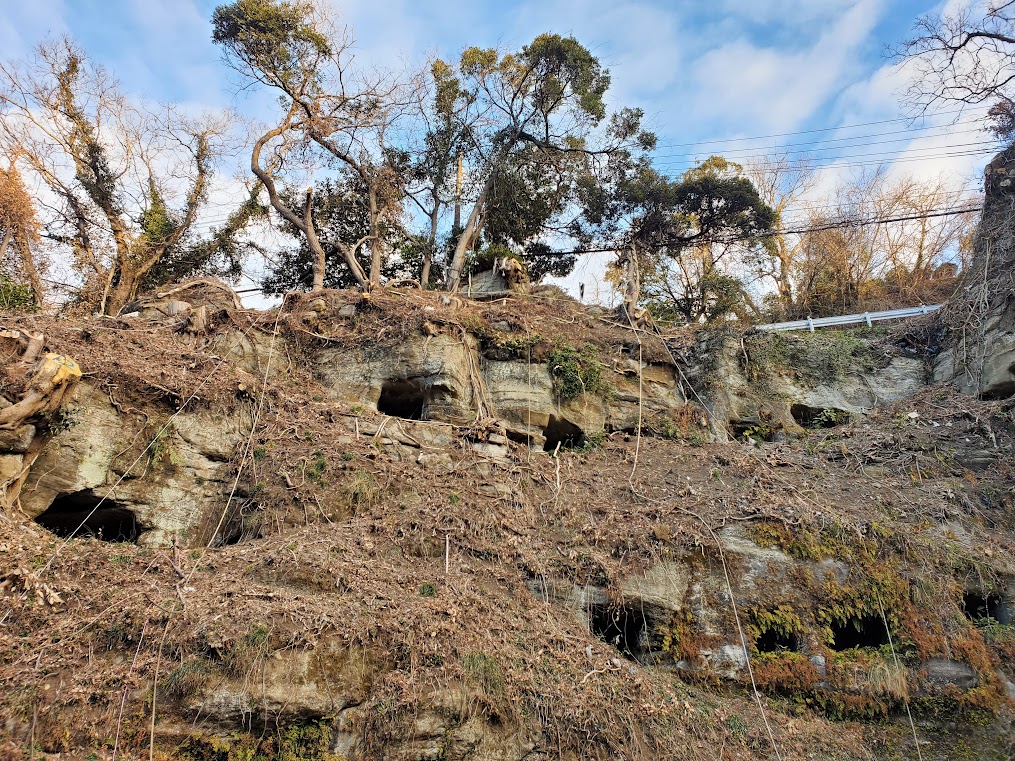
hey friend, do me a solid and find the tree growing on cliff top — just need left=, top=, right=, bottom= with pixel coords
left=441, top=36, right=654, bottom=292
left=0, top=40, right=251, bottom=314
left=582, top=155, right=774, bottom=323
left=261, top=172, right=412, bottom=294
left=213, top=0, right=413, bottom=292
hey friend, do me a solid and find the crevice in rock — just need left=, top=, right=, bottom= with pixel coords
left=979, top=381, right=1015, bottom=401
left=34, top=491, right=142, bottom=543
left=542, top=415, right=585, bottom=452
left=505, top=429, right=537, bottom=447
left=377, top=378, right=453, bottom=421
left=828, top=615, right=890, bottom=651
left=589, top=603, right=646, bottom=659
left=790, top=404, right=850, bottom=428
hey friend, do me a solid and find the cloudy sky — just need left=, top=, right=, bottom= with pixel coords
left=0, top=0, right=994, bottom=302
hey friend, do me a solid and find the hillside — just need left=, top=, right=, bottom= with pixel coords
left=0, top=285, right=1013, bottom=760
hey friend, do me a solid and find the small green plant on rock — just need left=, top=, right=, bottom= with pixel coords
left=547, top=342, right=607, bottom=401
left=38, top=407, right=79, bottom=435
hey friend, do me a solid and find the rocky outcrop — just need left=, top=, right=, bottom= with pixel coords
left=6, top=315, right=937, bottom=546
left=526, top=525, right=1010, bottom=702
left=934, top=146, right=1015, bottom=399
left=14, top=384, right=248, bottom=546
left=314, top=331, right=688, bottom=449
left=695, top=332, right=927, bottom=439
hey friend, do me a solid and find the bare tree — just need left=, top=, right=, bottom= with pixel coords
left=898, top=1, right=1015, bottom=136
left=213, top=0, right=414, bottom=292
left=794, top=170, right=973, bottom=316
left=744, top=155, right=814, bottom=317
left=0, top=39, right=240, bottom=314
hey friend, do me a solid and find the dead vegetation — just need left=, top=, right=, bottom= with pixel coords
left=0, top=289, right=1013, bottom=760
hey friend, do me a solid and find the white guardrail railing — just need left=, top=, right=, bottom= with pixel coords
left=755, top=304, right=943, bottom=333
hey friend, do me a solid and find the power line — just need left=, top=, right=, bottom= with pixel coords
left=652, top=121, right=987, bottom=159
left=521, top=205, right=982, bottom=258
left=652, top=107, right=976, bottom=149
left=653, top=148, right=995, bottom=176
left=212, top=202, right=982, bottom=297
left=653, top=141, right=997, bottom=171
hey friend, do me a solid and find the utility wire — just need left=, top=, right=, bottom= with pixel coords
left=651, top=107, right=976, bottom=149
left=219, top=203, right=985, bottom=297
left=519, top=205, right=983, bottom=258
left=652, top=122, right=987, bottom=159
left=653, top=142, right=997, bottom=171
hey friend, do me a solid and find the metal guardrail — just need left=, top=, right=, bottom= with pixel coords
left=755, top=304, right=943, bottom=333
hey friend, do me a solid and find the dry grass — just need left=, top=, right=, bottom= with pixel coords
left=0, top=288, right=1013, bottom=760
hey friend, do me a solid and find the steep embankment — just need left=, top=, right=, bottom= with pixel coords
left=1, top=285, right=1013, bottom=760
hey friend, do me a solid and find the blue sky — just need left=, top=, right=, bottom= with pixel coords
left=1, top=0, right=987, bottom=185
left=0, top=1, right=969, bottom=140
left=0, top=0, right=992, bottom=300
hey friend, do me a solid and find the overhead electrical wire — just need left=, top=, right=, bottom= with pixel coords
left=653, top=141, right=997, bottom=171
left=512, top=205, right=984, bottom=258
left=651, top=107, right=976, bottom=149
left=652, top=121, right=987, bottom=159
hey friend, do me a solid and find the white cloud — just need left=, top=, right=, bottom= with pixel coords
left=687, top=0, right=885, bottom=134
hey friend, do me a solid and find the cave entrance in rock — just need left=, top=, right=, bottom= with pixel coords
left=828, top=615, right=890, bottom=651
left=34, top=491, right=141, bottom=543
left=543, top=416, right=585, bottom=452
left=589, top=603, right=646, bottom=658
left=728, top=420, right=776, bottom=442
left=962, top=591, right=1005, bottom=623
left=377, top=379, right=452, bottom=421
left=980, top=382, right=1015, bottom=401
left=755, top=625, right=800, bottom=654
left=790, top=404, right=850, bottom=428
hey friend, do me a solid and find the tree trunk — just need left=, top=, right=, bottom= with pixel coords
left=446, top=173, right=494, bottom=292
left=453, top=153, right=463, bottom=230
left=421, top=203, right=439, bottom=289
left=368, top=185, right=382, bottom=285
left=14, top=238, right=46, bottom=307
left=621, top=243, right=641, bottom=320
left=776, top=242, right=793, bottom=315
left=306, top=188, right=326, bottom=292
left=105, top=269, right=138, bottom=316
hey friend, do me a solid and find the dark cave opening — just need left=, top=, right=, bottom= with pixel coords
left=728, top=420, right=777, bottom=442
left=589, top=603, right=646, bottom=658
left=962, top=591, right=1004, bottom=623
left=542, top=416, right=585, bottom=452
left=828, top=615, right=890, bottom=651
left=377, top=379, right=452, bottom=421
left=979, top=382, right=1015, bottom=401
left=34, top=491, right=141, bottom=543
left=790, top=404, right=850, bottom=428
left=755, top=627, right=801, bottom=654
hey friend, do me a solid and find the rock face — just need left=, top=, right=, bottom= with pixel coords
left=934, top=310, right=1015, bottom=399
left=694, top=332, right=927, bottom=439
left=525, top=525, right=1004, bottom=697
left=15, top=384, right=247, bottom=546
left=934, top=146, right=1015, bottom=400
left=7, top=319, right=935, bottom=546
left=315, top=332, right=688, bottom=449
